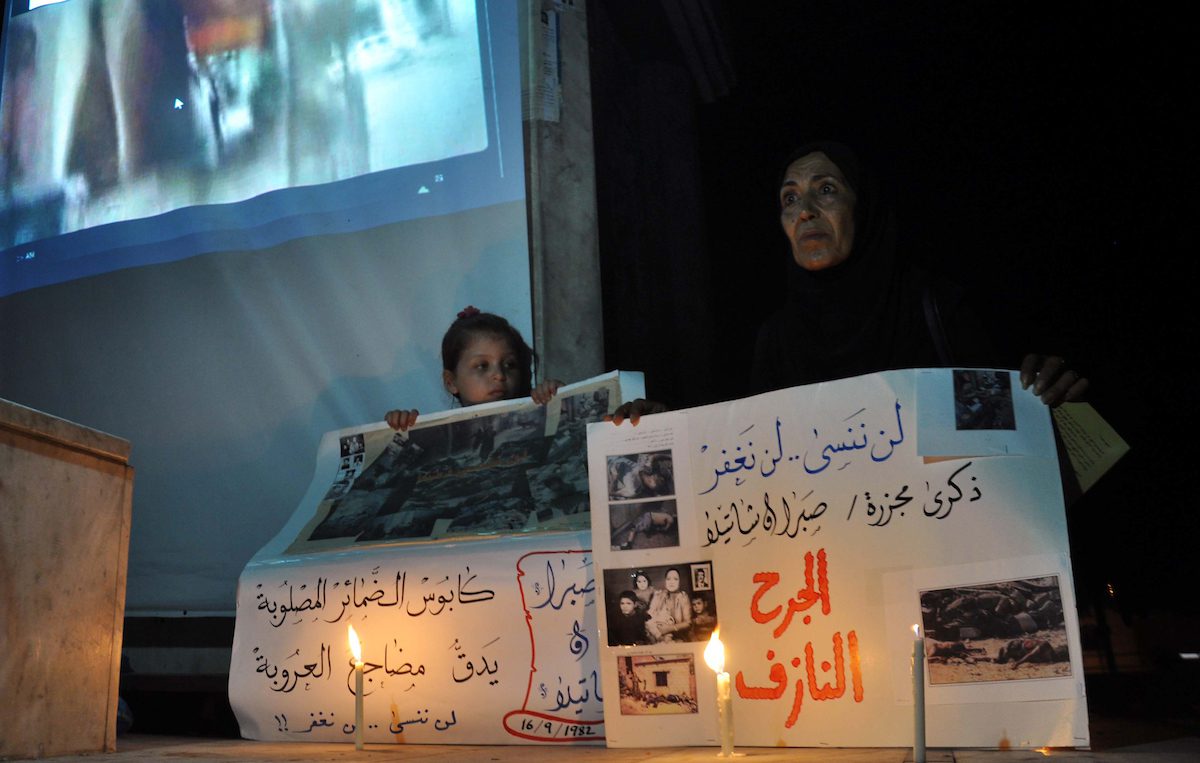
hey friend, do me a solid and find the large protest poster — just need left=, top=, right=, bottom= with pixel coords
left=230, top=372, right=642, bottom=744
left=587, top=369, right=1088, bottom=749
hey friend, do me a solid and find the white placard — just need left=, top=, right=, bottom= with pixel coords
left=230, top=372, right=644, bottom=744
left=587, top=369, right=1088, bottom=749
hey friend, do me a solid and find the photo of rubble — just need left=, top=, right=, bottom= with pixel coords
left=919, top=575, right=1071, bottom=684
left=616, top=654, right=698, bottom=716
left=293, top=383, right=615, bottom=550
left=953, top=369, right=1016, bottom=431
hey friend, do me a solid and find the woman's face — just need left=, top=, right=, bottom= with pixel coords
left=779, top=151, right=857, bottom=271
left=635, top=574, right=649, bottom=589
left=665, top=569, right=681, bottom=592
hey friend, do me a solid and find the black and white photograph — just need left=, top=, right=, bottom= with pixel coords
left=302, top=404, right=550, bottom=543
left=340, top=433, right=365, bottom=458
left=606, top=450, right=675, bottom=501
left=316, top=406, right=546, bottom=542
left=523, top=387, right=613, bottom=518
left=609, top=500, right=678, bottom=551
left=286, top=378, right=623, bottom=553
left=920, top=575, right=1070, bottom=685
left=617, top=654, right=698, bottom=716
left=953, top=370, right=1016, bottom=431
left=604, top=563, right=719, bottom=646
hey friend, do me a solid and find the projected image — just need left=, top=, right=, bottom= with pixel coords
left=0, top=0, right=487, bottom=252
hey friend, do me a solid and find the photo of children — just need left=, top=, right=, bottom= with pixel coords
left=919, top=575, right=1070, bottom=685
left=604, top=562, right=717, bottom=646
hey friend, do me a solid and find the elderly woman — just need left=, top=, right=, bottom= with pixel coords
left=751, top=141, right=1087, bottom=404
left=609, top=142, right=1086, bottom=425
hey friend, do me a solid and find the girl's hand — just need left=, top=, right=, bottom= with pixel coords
left=532, top=378, right=564, bottom=405
left=1019, top=354, right=1089, bottom=408
left=385, top=408, right=419, bottom=431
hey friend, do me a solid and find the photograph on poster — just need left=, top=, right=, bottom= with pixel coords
left=953, top=370, right=1016, bottom=431
left=606, top=450, right=675, bottom=501
left=919, top=575, right=1070, bottom=685
left=617, top=654, right=699, bottom=716
left=340, top=433, right=366, bottom=457
left=604, top=562, right=717, bottom=646
left=526, top=387, right=611, bottom=516
left=609, top=500, right=679, bottom=550
left=284, top=376, right=626, bottom=554
left=687, top=590, right=717, bottom=643
left=308, top=406, right=549, bottom=542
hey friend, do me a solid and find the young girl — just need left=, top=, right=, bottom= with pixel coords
left=385, top=306, right=563, bottom=431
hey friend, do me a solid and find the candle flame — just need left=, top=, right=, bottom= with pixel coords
left=912, top=623, right=921, bottom=638
left=704, top=628, right=726, bottom=673
left=348, top=624, right=362, bottom=663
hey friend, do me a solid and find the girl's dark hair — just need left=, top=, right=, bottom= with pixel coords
left=441, top=308, right=533, bottom=397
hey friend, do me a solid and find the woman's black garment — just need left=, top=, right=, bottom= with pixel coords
left=750, top=142, right=996, bottom=394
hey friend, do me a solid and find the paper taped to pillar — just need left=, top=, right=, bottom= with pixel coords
left=587, top=368, right=1088, bottom=749
left=231, top=372, right=642, bottom=744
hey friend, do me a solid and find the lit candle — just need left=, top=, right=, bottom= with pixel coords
left=704, top=629, right=735, bottom=757
left=348, top=624, right=364, bottom=750
left=912, top=624, right=925, bottom=763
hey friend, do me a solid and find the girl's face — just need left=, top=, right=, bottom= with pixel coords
left=443, top=333, right=523, bottom=406
left=635, top=574, right=649, bottom=589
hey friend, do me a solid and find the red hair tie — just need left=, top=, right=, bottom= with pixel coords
left=457, top=305, right=481, bottom=319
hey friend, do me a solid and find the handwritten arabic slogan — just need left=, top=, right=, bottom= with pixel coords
left=229, top=532, right=605, bottom=744
left=588, top=369, right=1087, bottom=749
left=503, top=551, right=604, bottom=741
left=231, top=372, right=645, bottom=745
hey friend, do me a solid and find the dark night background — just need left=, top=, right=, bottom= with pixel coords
left=2, top=0, right=1193, bottom=740
left=591, top=0, right=1195, bottom=665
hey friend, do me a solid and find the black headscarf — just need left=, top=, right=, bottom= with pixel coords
left=751, top=141, right=962, bottom=392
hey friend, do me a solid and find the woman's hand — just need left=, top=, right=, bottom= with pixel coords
left=532, top=378, right=564, bottom=405
left=385, top=408, right=419, bottom=431
left=1019, top=354, right=1089, bottom=408
left=605, top=398, right=668, bottom=426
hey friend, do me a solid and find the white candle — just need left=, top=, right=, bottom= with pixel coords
left=704, top=630, right=735, bottom=757
left=349, top=625, right=365, bottom=751
left=716, top=669, right=733, bottom=757
left=912, top=624, right=925, bottom=763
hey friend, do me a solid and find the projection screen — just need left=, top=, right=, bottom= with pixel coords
left=0, top=0, right=532, bottom=614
